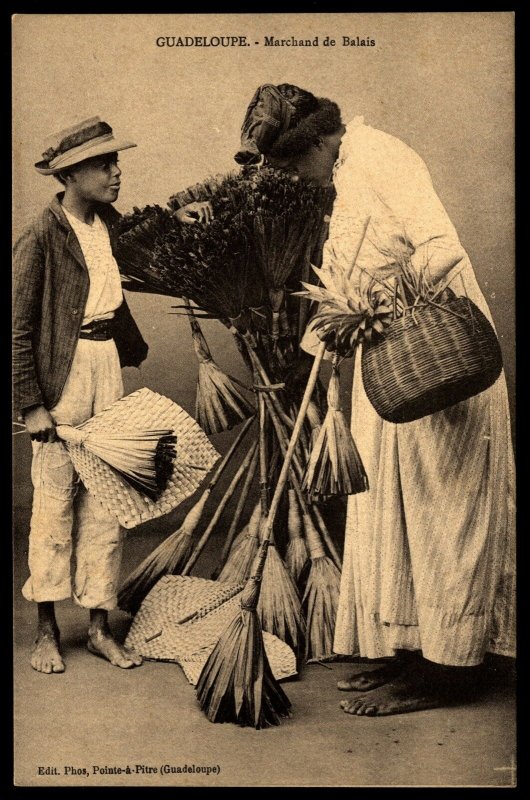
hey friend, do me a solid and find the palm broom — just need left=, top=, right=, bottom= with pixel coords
left=302, top=354, right=369, bottom=499
left=299, top=512, right=342, bottom=663
left=184, top=297, right=255, bottom=434
left=239, top=338, right=344, bottom=661
left=118, top=416, right=254, bottom=613
left=54, top=424, right=176, bottom=501
left=253, top=387, right=305, bottom=655
left=196, top=340, right=326, bottom=725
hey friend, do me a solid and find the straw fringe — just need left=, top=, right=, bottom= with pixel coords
left=256, top=543, right=305, bottom=654
left=195, top=604, right=291, bottom=727
left=217, top=503, right=261, bottom=585
left=285, top=489, right=308, bottom=583
left=303, top=362, right=368, bottom=499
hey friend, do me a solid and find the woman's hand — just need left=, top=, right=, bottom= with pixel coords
left=23, top=405, right=56, bottom=442
left=174, top=201, right=214, bottom=225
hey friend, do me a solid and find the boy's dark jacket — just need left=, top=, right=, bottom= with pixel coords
left=13, top=193, right=148, bottom=415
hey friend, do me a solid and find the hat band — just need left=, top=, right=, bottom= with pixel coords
left=48, top=133, right=115, bottom=169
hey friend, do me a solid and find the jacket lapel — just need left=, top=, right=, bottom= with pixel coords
left=49, top=194, right=88, bottom=273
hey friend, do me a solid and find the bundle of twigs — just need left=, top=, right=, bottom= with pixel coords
left=118, top=416, right=254, bottom=613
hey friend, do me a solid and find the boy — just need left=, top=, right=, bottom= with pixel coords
left=13, top=117, right=148, bottom=673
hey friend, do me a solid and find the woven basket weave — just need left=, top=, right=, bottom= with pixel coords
left=63, top=388, right=220, bottom=528
left=361, top=296, right=503, bottom=424
left=124, top=575, right=297, bottom=685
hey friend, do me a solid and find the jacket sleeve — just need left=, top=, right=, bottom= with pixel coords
left=12, top=224, right=45, bottom=414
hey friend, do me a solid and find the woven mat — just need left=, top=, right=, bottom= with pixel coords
left=125, top=575, right=297, bottom=685
left=64, top=388, right=220, bottom=529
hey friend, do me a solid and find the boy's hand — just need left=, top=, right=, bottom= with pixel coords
left=23, top=405, right=57, bottom=442
left=174, top=201, right=213, bottom=225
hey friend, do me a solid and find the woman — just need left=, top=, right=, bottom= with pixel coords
left=236, top=84, right=515, bottom=716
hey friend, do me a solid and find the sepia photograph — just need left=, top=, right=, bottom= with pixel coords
left=12, top=11, right=515, bottom=788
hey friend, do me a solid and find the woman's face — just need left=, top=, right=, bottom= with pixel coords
left=267, top=125, right=346, bottom=186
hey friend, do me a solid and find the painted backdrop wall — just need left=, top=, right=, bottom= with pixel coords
left=13, top=12, right=515, bottom=506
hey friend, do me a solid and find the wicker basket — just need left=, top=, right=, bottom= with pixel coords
left=361, top=296, right=503, bottom=423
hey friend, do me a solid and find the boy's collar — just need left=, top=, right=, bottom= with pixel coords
left=49, top=192, right=120, bottom=229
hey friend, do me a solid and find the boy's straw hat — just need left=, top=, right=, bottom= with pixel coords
left=35, top=116, right=136, bottom=175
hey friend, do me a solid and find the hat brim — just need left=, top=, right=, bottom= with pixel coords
left=35, top=138, right=137, bottom=175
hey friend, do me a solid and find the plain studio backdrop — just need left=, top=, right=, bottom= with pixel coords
left=12, top=11, right=514, bottom=499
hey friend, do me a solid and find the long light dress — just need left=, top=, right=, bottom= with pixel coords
left=303, top=117, right=515, bottom=666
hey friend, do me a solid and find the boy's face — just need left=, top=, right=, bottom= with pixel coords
left=67, top=152, right=122, bottom=204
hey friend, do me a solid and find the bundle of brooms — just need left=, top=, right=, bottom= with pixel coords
left=115, top=170, right=351, bottom=675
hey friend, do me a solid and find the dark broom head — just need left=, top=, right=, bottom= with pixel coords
left=196, top=593, right=291, bottom=728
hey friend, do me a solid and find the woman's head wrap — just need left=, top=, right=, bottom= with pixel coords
left=234, top=84, right=320, bottom=165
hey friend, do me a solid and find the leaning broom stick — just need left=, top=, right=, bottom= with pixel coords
left=118, top=415, right=254, bottom=612
left=212, top=445, right=259, bottom=577
left=181, top=439, right=258, bottom=576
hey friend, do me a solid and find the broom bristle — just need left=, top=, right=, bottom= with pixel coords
left=196, top=360, right=254, bottom=435
left=117, top=494, right=209, bottom=613
left=196, top=605, right=291, bottom=728
left=300, top=556, right=342, bottom=663
left=302, top=407, right=369, bottom=499
left=217, top=503, right=261, bottom=584
left=285, top=488, right=308, bottom=583
left=285, top=537, right=309, bottom=584
left=256, top=544, right=305, bottom=654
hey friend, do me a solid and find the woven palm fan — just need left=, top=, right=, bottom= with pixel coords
left=58, top=388, right=219, bottom=529
left=124, top=575, right=297, bottom=686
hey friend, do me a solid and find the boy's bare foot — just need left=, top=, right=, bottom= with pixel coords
left=87, top=628, right=142, bottom=669
left=31, top=628, right=65, bottom=674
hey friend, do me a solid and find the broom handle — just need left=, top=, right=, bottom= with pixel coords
left=206, top=415, right=255, bottom=492
left=219, top=444, right=259, bottom=565
left=241, top=340, right=341, bottom=565
left=263, top=342, right=326, bottom=540
left=257, top=372, right=269, bottom=517
left=181, top=440, right=258, bottom=575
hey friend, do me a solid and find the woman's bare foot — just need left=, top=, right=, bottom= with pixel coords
left=337, top=651, right=418, bottom=692
left=339, top=661, right=483, bottom=716
left=87, top=631, right=143, bottom=668
left=337, top=659, right=405, bottom=692
left=31, top=628, right=65, bottom=674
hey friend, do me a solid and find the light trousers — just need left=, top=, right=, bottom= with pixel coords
left=22, top=339, right=124, bottom=610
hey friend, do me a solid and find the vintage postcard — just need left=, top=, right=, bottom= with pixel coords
left=12, top=11, right=515, bottom=788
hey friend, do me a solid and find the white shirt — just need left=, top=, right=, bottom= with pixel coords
left=62, top=206, right=124, bottom=325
